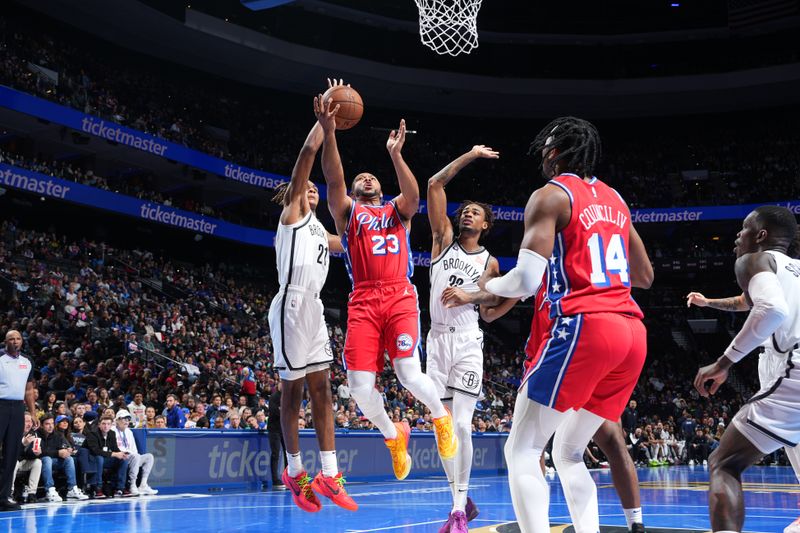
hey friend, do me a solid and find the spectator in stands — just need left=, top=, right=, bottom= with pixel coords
left=164, top=394, right=185, bottom=429
left=127, top=392, right=147, bottom=429
left=113, top=410, right=158, bottom=495
left=622, top=400, right=639, bottom=434
left=12, top=412, right=42, bottom=504
left=687, top=428, right=709, bottom=466
left=144, top=407, right=157, bottom=429
left=154, top=415, right=167, bottom=428
left=627, top=427, right=652, bottom=466
left=37, top=414, right=88, bottom=502
left=84, top=415, right=130, bottom=498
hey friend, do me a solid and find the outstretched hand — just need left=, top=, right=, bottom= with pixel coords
left=693, top=360, right=730, bottom=398
left=686, top=292, right=709, bottom=308
left=386, top=119, right=407, bottom=156
left=327, top=77, right=349, bottom=89
left=471, top=145, right=500, bottom=159
left=314, top=94, right=340, bottom=133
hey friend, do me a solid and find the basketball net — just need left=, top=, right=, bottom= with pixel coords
left=414, top=0, right=483, bottom=56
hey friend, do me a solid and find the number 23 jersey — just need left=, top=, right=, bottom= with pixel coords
left=429, top=241, right=490, bottom=327
left=342, top=201, right=413, bottom=284
left=546, top=173, right=643, bottom=319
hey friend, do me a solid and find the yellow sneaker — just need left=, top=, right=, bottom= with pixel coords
left=384, top=420, right=412, bottom=480
left=434, top=407, right=458, bottom=460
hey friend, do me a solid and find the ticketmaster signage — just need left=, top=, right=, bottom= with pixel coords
left=143, top=429, right=507, bottom=491
left=0, top=163, right=275, bottom=247
left=0, top=85, right=288, bottom=190
left=1, top=85, right=797, bottom=224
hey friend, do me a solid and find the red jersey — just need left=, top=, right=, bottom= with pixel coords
left=524, top=283, right=551, bottom=374
left=545, top=174, right=643, bottom=319
left=341, top=200, right=413, bottom=284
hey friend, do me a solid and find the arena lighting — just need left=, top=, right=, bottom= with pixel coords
left=239, top=0, right=295, bottom=10
left=671, top=2, right=680, bottom=6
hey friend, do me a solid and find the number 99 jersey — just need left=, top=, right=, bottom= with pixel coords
left=341, top=201, right=413, bottom=284
left=546, top=174, right=643, bottom=320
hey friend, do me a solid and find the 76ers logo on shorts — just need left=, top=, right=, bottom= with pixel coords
left=396, top=333, right=414, bottom=352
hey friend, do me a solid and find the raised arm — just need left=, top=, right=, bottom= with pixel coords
left=484, top=185, right=569, bottom=299
left=280, top=121, right=324, bottom=224
left=315, top=93, right=352, bottom=234
left=428, top=145, right=499, bottom=258
left=694, top=252, right=787, bottom=397
left=386, top=119, right=419, bottom=222
left=629, top=224, right=654, bottom=289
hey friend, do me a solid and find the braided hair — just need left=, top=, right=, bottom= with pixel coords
left=529, top=117, right=602, bottom=179
left=271, top=182, right=290, bottom=205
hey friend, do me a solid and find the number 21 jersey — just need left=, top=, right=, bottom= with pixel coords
left=274, top=211, right=329, bottom=294
left=546, top=173, right=643, bottom=319
left=342, top=201, right=413, bottom=284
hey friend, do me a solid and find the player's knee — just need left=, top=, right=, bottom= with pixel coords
left=348, top=381, right=373, bottom=403
left=553, top=444, right=584, bottom=467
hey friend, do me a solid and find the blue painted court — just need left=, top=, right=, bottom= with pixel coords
left=1, top=466, right=797, bottom=533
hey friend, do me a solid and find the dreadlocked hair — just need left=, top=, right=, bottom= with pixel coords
left=754, top=205, right=799, bottom=255
left=529, top=116, right=602, bottom=178
left=454, top=200, right=494, bottom=239
left=271, top=182, right=290, bottom=205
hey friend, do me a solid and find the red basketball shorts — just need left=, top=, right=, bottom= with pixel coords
left=343, top=278, right=420, bottom=373
left=521, top=312, right=647, bottom=421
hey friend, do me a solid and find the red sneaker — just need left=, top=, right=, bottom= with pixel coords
left=281, top=468, right=322, bottom=513
left=311, top=472, right=358, bottom=511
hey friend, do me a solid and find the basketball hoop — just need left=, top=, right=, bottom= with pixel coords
left=414, top=0, right=483, bottom=56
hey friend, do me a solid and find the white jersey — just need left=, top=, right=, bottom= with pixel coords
left=429, top=240, right=491, bottom=327
left=765, top=250, right=800, bottom=357
left=274, top=211, right=329, bottom=293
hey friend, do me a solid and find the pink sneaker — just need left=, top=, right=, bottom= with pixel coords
left=438, top=513, right=453, bottom=533
left=465, top=497, right=479, bottom=522
left=448, top=511, right=468, bottom=533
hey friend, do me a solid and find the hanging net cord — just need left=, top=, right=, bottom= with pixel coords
left=415, top=0, right=483, bottom=56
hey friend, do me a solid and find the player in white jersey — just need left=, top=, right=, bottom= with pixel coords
left=693, top=206, right=800, bottom=533
left=266, top=81, right=357, bottom=513
left=425, top=145, right=517, bottom=533
left=687, top=228, right=800, bottom=533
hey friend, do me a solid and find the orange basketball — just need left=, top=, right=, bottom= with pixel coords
left=322, top=85, right=364, bottom=130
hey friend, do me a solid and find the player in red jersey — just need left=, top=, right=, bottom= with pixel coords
left=483, top=117, right=653, bottom=533
left=526, top=285, right=646, bottom=533
left=314, top=91, right=457, bottom=481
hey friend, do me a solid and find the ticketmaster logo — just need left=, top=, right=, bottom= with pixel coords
left=223, top=165, right=287, bottom=189
left=491, top=207, right=524, bottom=222
left=0, top=168, right=71, bottom=198
left=80, top=117, right=168, bottom=156
left=140, top=203, right=218, bottom=234
left=631, top=210, right=703, bottom=223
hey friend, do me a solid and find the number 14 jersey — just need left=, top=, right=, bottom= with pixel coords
left=429, top=240, right=491, bottom=327
left=546, top=173, right=643, bottom=319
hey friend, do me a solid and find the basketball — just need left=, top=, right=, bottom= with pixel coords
left=322, top=85, right=364, bottom=130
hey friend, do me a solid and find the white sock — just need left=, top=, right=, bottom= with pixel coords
left=287, top=452, right=304, bottom=477
left=453, top=484, right=468, bottom=513
left=320, top=450, right=338, bottom=477
left=623, top=507, right=643, bottom=529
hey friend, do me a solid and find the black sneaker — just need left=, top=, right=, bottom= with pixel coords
left=25, top=494, right=37, bottom=504
left=0, top=499, right=21, bottom=511
left=630, top=523, right=647, bottom=533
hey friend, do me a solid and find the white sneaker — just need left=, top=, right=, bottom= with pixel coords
left=129, top=485, right=140, bottom=496
left=688, top=460, right=695, bottom=466
left=702, top=460, right=708, bottom=466
left=46, top=487, right=64, bottom=502
left=139, top=484, right=158, bottom=495
left=66, top=487, right=89, bottom=500
left=784, top=517, right=800, bottom=533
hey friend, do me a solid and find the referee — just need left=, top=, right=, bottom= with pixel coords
left=0, top=330, right=37, bottom=511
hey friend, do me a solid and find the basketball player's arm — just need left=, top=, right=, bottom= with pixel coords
left=282, top=122, right=324, bottom=223
left=628, top=224, right=654, bottom=289
left=327, top=232, right=344, bottom=254
left=315, top=95, right=352, bottom=234
left=694, top=252, right=788, bottom=397
left=483, top=186, right=566, bottom=299
left=477, top=258, right=518, bottom=322
left=427, top=145, right=500, bottom=256
left=686, top=292, right=750, bottom=312
left=387, top=119, right=420, bottom=221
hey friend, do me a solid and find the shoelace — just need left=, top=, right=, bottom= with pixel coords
left=335, top=475, right=347, bottom=490
left=298, top=474, right=315, bottom=500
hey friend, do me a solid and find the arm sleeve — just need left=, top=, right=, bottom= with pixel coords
left=485, top=249, right=547, bottom=299
left=723, top=271, right=789, bottom=363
